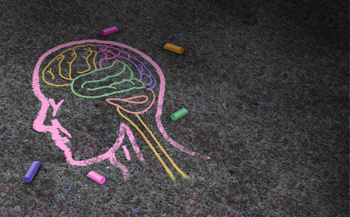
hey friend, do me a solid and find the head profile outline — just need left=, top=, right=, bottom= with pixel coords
left=32, top=39, right=210, bottom=182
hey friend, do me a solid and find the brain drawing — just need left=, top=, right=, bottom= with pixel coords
left=42, top=43, right=156, bottom=114
left=32, top=40, right=210, bottom=182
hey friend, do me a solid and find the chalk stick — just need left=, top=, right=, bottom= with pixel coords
left=163, top=43, right=184, bottom=54
left=171, top=108, right=189, bottom=121
left=101, top=26, right=119, bottom=36
left=24, top=161, right=41, bottom=183
left=87, top=171, right=105, bottom=184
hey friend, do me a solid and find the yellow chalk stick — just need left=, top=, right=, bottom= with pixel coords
left=163, top=43, right=184, bottom=54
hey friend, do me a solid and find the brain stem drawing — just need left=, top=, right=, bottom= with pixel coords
left=32, top=40, right=210, bottom=182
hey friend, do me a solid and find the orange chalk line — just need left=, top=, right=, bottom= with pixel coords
left=42, top=44, right=97, bottom=87
left=117, top=107, right=177, bottom=182
left=136, top=113, right=189, bottom=180
left=106, top=89, right=156, bottom=115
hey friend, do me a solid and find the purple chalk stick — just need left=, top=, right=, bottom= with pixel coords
left=87, top=171, right=105, bottom=184
left=101, top=26, right=119, bottom=36
left=24, top=161, right=41, bottom=183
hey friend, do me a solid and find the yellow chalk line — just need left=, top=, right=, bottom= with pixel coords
left=136, top=114, right=189, bottom=180
left=42, top=44, right=97, bottom=87
left=117, top=107, right=177, bottom=182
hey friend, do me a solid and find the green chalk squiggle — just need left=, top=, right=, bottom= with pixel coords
left=71, top=60, right=146, bottom=99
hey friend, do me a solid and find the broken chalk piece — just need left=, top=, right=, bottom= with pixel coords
left=171, top=108, right=189, bottom=121
left=87, top=171, right=106, bottom=184
left=24, top=161, right=41, bottom=183
left=163, top=43, right=184, bottom=54
left=101, top=26, right=119, bottom=36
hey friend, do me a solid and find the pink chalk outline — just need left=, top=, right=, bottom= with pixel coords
left=122, top=145, right=131, bottom=161
left=32, top=40, right=209, bottom=181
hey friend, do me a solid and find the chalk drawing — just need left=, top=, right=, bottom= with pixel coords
left=32, top=40, right=210, bottom=182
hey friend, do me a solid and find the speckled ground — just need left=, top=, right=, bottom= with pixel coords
left=0, top=0, right=348, bottom=216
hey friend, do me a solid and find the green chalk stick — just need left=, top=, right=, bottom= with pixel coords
left=171, top=108, right=189, bottom=121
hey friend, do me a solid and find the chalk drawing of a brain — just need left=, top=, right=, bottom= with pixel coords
left=32, top=40, right=209, bottom=182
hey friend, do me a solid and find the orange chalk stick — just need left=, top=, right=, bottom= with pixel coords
left=163, top=43, right=184, bottom=54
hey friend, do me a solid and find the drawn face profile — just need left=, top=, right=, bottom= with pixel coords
left=32, top=40, right=209, bottom=182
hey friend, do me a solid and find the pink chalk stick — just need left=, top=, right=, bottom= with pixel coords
left=101, top=26, right=119, bottom=36
left=87, top=171, right=105, bottom=184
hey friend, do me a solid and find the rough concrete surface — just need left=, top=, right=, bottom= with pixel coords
left=0, top=0, right=348, bottom=216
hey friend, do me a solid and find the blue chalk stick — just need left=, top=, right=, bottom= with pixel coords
left=24, top=161, right=41, bottom=183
